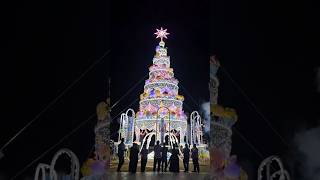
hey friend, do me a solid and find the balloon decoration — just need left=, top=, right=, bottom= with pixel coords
left=211, top=104, right=238, bottom=121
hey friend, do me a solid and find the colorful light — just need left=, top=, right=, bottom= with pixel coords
left=154, top=27, right=170, bottom=42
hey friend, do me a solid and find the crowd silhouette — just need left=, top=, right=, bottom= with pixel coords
left=117, top=138, right=200, bottom=173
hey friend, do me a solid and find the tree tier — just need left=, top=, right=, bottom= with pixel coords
left=139, top=98, right=183, bottom=109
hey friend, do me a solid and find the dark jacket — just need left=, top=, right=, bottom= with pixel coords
left=161, top=147, right=168, bottom=160
left=191, top=147, right=199, bottom=159
left=183, top=147, right=190, bottom=160
left=118, top=142, right=126, bottom=157
left=140, top=148, right=148, bottom=159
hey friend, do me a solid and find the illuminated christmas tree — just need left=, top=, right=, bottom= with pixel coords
left=132, top=27, right=188, bottom=148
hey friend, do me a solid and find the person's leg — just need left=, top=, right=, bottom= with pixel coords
left=196, top=159, right=200, bottom=172
left=121, top=157, right=125, bottom=167
left=175, top=159, right=180, bottom=172
left=186, top=160, right=189, bottom=172
left=161, top=159, right=164, bottom=172
left=117, top=156, right=123, bottom=172
left=129, top=161, right=132, bottom=172
left=142, top=159, right=147, bottom=172
left=164, top=159, right=168, bottom=172
left=185, top=161, right=188, bottom=172
left=192, top=159, right=196, bottom=172
left=133, top=161, right=137, bottom=173
left=157, top=158, right=161, bottom=172
left=153, top=158, right=157, bottom=171
left=145, top=159, right=148, bottom=172
left=141, top=159, right=144, bottom=172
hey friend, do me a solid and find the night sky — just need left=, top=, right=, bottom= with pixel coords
left=2, top=0, right=319, bottom=179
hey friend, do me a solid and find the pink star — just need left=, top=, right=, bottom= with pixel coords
left=154, top=27, right=170, bottom=41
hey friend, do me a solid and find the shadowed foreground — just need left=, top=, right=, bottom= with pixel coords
left=83, top=172, right=211, bottom=180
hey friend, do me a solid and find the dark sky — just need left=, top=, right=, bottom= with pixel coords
left=2, top=0, right=319, bottom=179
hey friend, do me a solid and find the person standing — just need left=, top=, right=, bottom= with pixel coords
left=169, top=145, right=179, bottom=173
left=191, top=144, right=200, bottom=173
left=161, top=144, right=168, bottom=172
left=117, top=138, right=126, bottom=172
left=140, top=144, right=148, bottom=172
left=128, top=143, right=139, bottom=173
left=153, top=140, right=162, bottom=172
left=182, top=144, right=190, bottom=172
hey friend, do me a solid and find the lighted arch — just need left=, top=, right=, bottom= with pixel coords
left=140, top=132, right=156, bottom=151
left=125, top=108, right=135, bottom=117
left=190, top=111, right=203, bottom=145
left=258, top=155, right=289, bottom=180
left=34, top=163, right=56, bottom=180
left=271, top=170, right=291, bottom=180
left=118, top=113, right=127, bottom=142
left=50, top=148, right=80, bottom=180
left=126, top=108, right=136, bottom=144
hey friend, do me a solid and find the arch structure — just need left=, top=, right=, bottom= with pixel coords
left=118, top=109, right=206, bottom=159
left=118, top=110, right=205, bottom=160
left=118, top=108, right=136, bottom=145
left=34, top=148, right=80, bottom=180
left=50, top=148, right=80, bottom=180
left=271, top=170, right=291, bottom=180
left=258, top=155, right=291, bottom=180
left=34, top=163, right=56, bottom=180
left=190, top=111, right=204, bottom=146
left=139, top=132, right=179, bottom=152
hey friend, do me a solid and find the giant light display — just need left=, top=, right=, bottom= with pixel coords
left=118, top=28, right=205, bottom=151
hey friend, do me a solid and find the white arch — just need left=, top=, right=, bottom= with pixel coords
left=271, top=170, right=291, bottom=180
left=195, top=115, right=202, bottom=144
left=50, top=148, right=80, bottom=180
left=140, top=132, right=156, bottom=151
left=258, top=156, right=288, bottom=180
left=126, top=109, right=135, bottom=145
left=139, top=132, right=184, bottom=160
left=34, top=163, right=56, bottom=180
left=190, top=111, right=198, bottom=145
left=167, top=133, right=184, bottom=158
left=190, top=111, right=200, bottom=121
left=118, top=113, right=127, bottom=142
left=125, top=108, right=135, bottom=117
left=170, top=133, right=179, bottom=145
left=190, top=111, right=202, bottom=145
left=140, top=132, right=178, bottom=151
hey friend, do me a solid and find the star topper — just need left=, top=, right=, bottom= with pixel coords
left=154, top=27, right=170, bottom=42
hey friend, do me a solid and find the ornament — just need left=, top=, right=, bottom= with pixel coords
left=155, top=89, right=161, bottom=97
left=154, top=27, right=170, bottom=42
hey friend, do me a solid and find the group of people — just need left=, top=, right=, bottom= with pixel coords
left=117, top=138, right=200, bottom=173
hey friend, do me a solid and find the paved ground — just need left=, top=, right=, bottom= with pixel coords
left=102, top=172, right=212, bottom=180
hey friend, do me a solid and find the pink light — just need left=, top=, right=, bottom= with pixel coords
left=154, top=27, right=169, bottom=41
